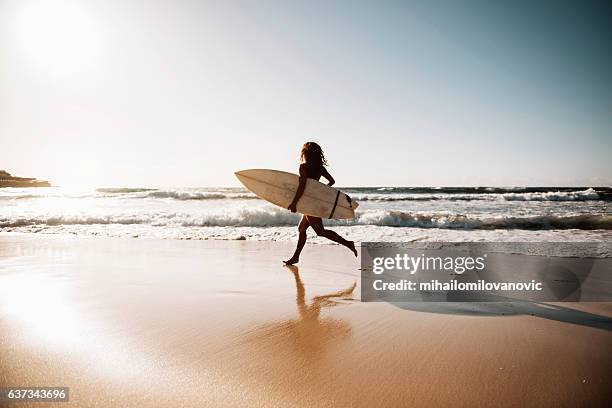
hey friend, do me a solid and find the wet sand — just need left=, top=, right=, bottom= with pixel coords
left=0, top=234, right=611, bottom=407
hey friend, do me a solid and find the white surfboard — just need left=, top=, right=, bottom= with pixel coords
left=235, top=169, right=359, bottom=220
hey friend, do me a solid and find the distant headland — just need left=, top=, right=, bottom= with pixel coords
left=0, top=170, right=50, bottom=187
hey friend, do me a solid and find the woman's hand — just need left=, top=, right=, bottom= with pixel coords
left=288, top=201, right=297, bottom=212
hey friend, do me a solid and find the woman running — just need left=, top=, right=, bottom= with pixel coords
left=284, top=142, right=357, bottom=265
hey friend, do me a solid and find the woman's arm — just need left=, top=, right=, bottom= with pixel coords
left=321, top=167, right=335, bottom=186
left=288, top=164, right=307, bottom=212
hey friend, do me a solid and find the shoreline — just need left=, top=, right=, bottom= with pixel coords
left=2, top=226, right=612, bottom=248
left=1, top=234, right=611, bottom=407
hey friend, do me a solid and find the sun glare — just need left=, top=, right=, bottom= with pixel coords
left=12, top=0, right=106, bottom=78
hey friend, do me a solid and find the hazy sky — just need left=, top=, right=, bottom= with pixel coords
left=1, top=0, right=610, bottom=187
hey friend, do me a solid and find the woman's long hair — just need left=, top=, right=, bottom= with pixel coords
left=300, top=142, right=327, bottom=166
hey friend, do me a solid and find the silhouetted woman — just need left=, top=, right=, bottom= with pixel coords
left=284, top=142, right=357, bottom=265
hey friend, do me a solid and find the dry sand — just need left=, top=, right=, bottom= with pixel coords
left=0, top=233, right=610, bottom=407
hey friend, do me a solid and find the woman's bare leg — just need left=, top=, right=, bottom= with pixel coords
left=284, top=216, right=310, bottom=265
left=307, top=216, right=357, bottom=257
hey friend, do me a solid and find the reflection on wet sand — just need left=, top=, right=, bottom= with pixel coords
left=243, top=265, right=356, bottom=358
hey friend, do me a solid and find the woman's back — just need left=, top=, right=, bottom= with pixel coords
left=300, top=142, right=328, bottom=181
left=300, top=162, right=324, bottom=181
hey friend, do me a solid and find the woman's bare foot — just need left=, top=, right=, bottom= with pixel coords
left=348, top=241, right=357, bottom=257
left=283, top=257, right=299, bottom=265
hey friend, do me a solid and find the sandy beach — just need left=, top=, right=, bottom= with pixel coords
left=0, top=233, right=610, bottom=407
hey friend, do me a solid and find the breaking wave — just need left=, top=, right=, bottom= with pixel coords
left=2, top=187, right=608, bottom=202
left=145, top=191, right=229, bottom=200
left=352, top=211, right=612, bottom=230
left=96, top=188, right=158, bottom=193
left=2, top=209, right=611, bottom=230
left=101, top=189, right=258, bottom=200
left=352, top=188, right=602, bottom=202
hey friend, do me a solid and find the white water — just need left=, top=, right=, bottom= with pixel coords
left=1, top=186, right=611, bottom=243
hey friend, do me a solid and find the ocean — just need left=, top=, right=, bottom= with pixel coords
left=1, top=186, right=611, bottom=243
